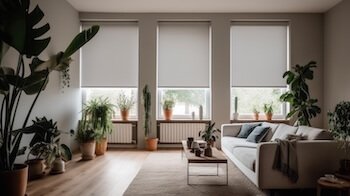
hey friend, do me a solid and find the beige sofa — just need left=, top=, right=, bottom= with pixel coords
left=221, top=122, right=342, bottom=190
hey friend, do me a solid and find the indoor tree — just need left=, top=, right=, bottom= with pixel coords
left=280, top=61, right=321, bottom=126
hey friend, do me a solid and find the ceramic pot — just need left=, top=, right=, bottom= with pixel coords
left=254, top=113, right=259, bottom=120
left=187, top=137, right=194, bottom=149
left=25, top=159, right=45, bottom=180
left=0, top=164, right=28, bottom=196
left=146, top=138, right=158, bottom=151
left=50, top=157, right=65, bottom=174
left=95, top=137, right=108, bottom=156
left=164, top=109, right=172, bottom=121
left=121, top=110, right=129, bottom=121
left=195, top=149, right=202, bottom=157
left=265, top=113, right=273, bottom=121
left=204, top=146, right=213, bottom=157
left=80, top=140, right=96, bottom=160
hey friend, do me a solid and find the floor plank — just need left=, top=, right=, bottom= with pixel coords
left=27, top=150, right=150, bottom=196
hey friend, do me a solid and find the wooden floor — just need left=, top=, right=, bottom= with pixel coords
left=27, top=150, right=150, bottom=196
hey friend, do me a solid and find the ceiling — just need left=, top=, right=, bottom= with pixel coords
left=66, top=0, right=342, bottom=13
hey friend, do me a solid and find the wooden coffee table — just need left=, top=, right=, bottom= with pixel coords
left=181, top=140, right=228, bottom=185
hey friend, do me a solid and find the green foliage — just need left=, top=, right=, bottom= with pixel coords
left=162, top=99, right=175, bottom=110
left=198, top=122, right=220, bottom=144
left=0, top=0, right=99, bottom=171
left=82, top=97, right=115, bottom=138
left=280, top=61, right=321, bottom=126
left=75, top=123, right=98, bottom=143
left=163, top=89, right=204, bottom=106
left=263, top=103, right=273, bottom=114
left=328, top=101, right=350, bottom=159
left=143, top=85, right=151, bottom=137
left=252, top=106, right=260, bottom=114
left=116, top=92, right=135, bottom=111
left=26, top=117, right=73, bottom=167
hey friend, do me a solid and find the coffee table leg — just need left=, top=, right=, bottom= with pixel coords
left=217, top=163, right=219, bottom=176
left=226, top=163, right=228, bottom=185
left=187, top=162, right=189, bottom=185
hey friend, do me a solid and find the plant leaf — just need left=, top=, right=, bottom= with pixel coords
left=62, top=25, right=100, bottom=59
left=60, top=144, right=72, bottom=161
left=0, top=0, right=51, bottom=57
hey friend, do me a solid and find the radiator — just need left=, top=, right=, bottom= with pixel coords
left=159, top=123, right=207, bottom=143
left=107, top=123, right=133, bottom=144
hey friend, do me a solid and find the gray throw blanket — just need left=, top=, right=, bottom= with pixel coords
left=273, top=139, right=298, bottom=182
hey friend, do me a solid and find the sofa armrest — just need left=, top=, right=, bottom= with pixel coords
left=256, top=140, right=342, bottom=189
left=221, top=124, right=242, bottom=138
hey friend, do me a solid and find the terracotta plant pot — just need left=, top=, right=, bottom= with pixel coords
left=95, top=138, right=108, bottom=156
left=80, top=140, right=96, bottom=160
left=121, top=110, right=129, bottom=121
left=146, top=138, right=159, bottom=151
left=25, top=159, right=45, bottom=180
left=253, top=113, right=259, bottom=120
left=0, top=164, right=28, bottom=196
left=50, top=157, right=65, bottom=174
left=265, top=113, right=273, bottom=121
left=163, top=109, right=172, bottom=120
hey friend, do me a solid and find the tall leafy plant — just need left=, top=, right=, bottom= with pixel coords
left=142, top=85, right=151, bottom=138
left=0, top=0, right=99, bottom=171
left=280, top=61, right=321, bottom=126
left=82, top=97, right=114, bottom=138
left=328, top=101, right=350, bottom=159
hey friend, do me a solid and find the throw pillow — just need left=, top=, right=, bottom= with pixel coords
left=270, top=123, right=298, bottom=141
left=296, top=126, right=333, bottom=140
left=261, top=122, right=279, bottom=142
left=237, top=123, right=261, bottom=138
left=246, top=126, right=270, bottom=143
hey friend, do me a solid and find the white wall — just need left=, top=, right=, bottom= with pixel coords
left=80, top=13, right=324, bottom=149
left=324, top=0, right=350, bottom=128
left=1, top=0, right=81, bottom=163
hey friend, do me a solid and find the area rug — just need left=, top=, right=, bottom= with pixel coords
left=124, top=150, right=265, bottom=196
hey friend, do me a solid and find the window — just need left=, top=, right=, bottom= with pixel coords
left=80, top=22, right=139, bottom=119
left=230, top=22, right=289, bottom=119
left=158, top=88, right=210, bottom=119
left=157, top=22, right=211, bottom=120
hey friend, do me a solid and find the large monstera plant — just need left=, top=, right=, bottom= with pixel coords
left=0, top=0, right=99, bottom=171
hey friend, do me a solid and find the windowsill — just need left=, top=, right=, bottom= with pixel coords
left=112, top=119, right=138, bottom=123
left=230, top=119, right=290, bottom=125
left=157, top=119, right=211, bottom=123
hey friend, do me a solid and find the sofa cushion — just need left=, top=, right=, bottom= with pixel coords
left=221, top=137, right=258, bottom=155
left=247, top=126, right=270, bottom=143
left=271, top=123, right=298, bottom=141
left=232, top=147, right=256, bottom=171
left=261, top=122, right=279, bottom=142
left=237, top=123, right=261, bottom=138
left=296, top=126, right=333, bottom=140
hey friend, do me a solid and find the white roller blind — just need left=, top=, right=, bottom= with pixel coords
left=158, top=22, right=210, bottom=87
left=231, top=23, right=288, bottom=87
left=81, top=22, right=138, bottom=87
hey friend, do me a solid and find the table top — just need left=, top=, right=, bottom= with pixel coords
left=318, top=177, right=350, bottom=189
left=181, top=140, right=227, bottom=164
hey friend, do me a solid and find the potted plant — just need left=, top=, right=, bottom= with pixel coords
left=252, top=106, right=260, bottom=120
left=143, top=85, right=158, bottom=151
left=163, top=98, right=175, bottom=120
left=264, top=103, right=274, bottom=121
left=199, top=122, right=220, bottom=157
left=82, top=97, right=114, bottom=156
left=75, top=120, right=98, bottom=160
left=280, top=61, right=321, bottom=126
left=0, top=1, right=99, bottom=195
left=328, top=101, right=350, bottom=174
left=116, top=92, right=135, bottom=121
left=25, top=117, right=73, bottom=178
